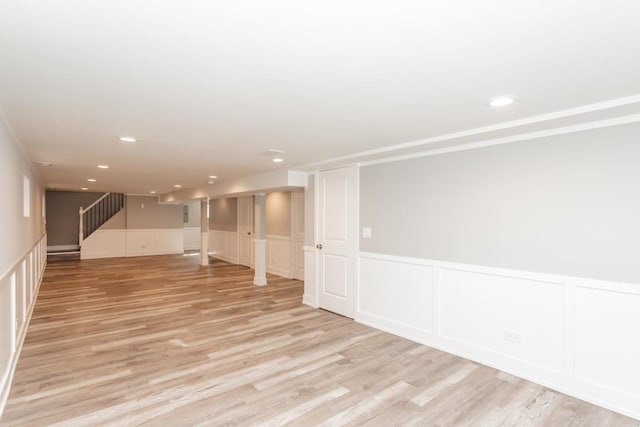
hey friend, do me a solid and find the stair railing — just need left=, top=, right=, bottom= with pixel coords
left=79, top=193, right=125, bottom=246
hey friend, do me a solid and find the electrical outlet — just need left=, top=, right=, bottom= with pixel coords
left=362, top=227, right=372, bottom=238
left=504, top=330, right=521, bottom=344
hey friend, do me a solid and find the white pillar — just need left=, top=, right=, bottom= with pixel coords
left=253, top=193, right=267, bottom=286
left=200, top=198, right=209, bottom=266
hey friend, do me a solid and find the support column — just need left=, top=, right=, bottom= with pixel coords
left=200, top=198, right=209, bottom=266
left=253, top=193, right=267, bottom=286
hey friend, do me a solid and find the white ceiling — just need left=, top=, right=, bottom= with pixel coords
left=1, top=0, right=640, bottom=195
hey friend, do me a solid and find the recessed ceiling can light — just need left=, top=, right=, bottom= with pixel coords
left=174, top=184, right=182, bottom=188
left=81, top=187, right=89, bottom=191
left=87, top=178, right=97, bottom=182
left=272, top=157, right=284, bottom=163
left=208, top=180, right=214, bottom=185
left=150, top=190, right=157, bottom=194
left=37, top=160, right=54, bottom=167
left=119, top=137, right=136, bottom=142
left=209, top=175, right=217, bottom=179
left=97, top=165, right=109, bottom=169
left=488, top=96, right=515, bottom=107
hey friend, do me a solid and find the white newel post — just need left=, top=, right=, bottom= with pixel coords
left=200, top=198, right=209, bottom=266
left=253, top=193, right=267, bottom=286
left=78, top=207, right=84, bottom=246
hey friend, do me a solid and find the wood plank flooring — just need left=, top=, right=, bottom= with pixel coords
left=1, top=254, right=637, bottom=426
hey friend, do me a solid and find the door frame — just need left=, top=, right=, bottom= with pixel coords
left=237, top=196, right=254, bottom=268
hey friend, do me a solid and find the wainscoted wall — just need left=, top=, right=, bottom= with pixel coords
left=208, top=230, right=238, bottom=264
left=266, top=235, right=292, bottom=278
left=355, top=251, right=640, bottom=420
left=0, top=234, right=47, bottom=413
left=80, top=229, right=183, bottom=259
left=208, top=231, right=294, bottom=279
left=183, top=227, right=200, bottom=251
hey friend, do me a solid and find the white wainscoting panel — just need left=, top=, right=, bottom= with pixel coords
left=81, top=230, right=126, bottom=259
left=303, top=246, right=318, bottom=307
left=439, top=267, right=564, bottom=373
left=81, top=229, right=183, bottom=259
left=183, top=227, right=200, bottom=251
left=226, top=232, right=238, bottom=262
left=294, top=232, right=305, bottom=281
left=354, top=251, right=640, bottom=421
left=1, top=234, right=46, bottom=418
left=358, top=254, right=434, bottom=340
left=574, top=285, right=640, bottom=412
left=126, top=229, right=184, bottom=257
left=266, top=235, right=292, bottom=278
left=208, top=230, right=239, bottom=264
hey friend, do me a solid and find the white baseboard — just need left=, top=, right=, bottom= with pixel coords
left=302, top=294, right=317, bottom=307
left=47, top=244, right=79, bottom=252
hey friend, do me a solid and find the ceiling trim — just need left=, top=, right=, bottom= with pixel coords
left=359, top=113, right=640, bottom=167
left=300, top=94, right=640, bottom=171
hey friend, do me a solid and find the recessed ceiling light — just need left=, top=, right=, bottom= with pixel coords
left=87, top=178, right=97, bottom=182
left=81, top=187, right=89, bottom=191
left=488, top=96, right=515, bottom=107
left=119, top=136, right=136, bottom=142
left=97, top=165, right=109, bottom=169
left=37, top=160, right=54, bottom=167
left=272, top=157, right=284, bottom=163
left=174, top=184, right=182, bottom=188
left=208, top=180, right=214, bottom=185
left=150, top=190, right=156, bottom=194
left=209, top=175, right=217, bottom=179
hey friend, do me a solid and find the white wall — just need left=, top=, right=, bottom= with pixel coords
left=0, top=117, right=47, bottom=417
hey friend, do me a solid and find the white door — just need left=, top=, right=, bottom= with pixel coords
left=238, top=196, right=253, bottom=267
left=317, top=165, right=357, bottom=318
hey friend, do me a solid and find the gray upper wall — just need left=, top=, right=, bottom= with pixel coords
left=360, top=122, right=640, bottom=284
left=0, top=119, right=45, bottom=275
left=209, top=198, right=237, bottom=232
left=46, top=190, right=104, bottom=246
left=266, top=191, right=291, bottom=236
left=127, top=195, right=182, bottom=229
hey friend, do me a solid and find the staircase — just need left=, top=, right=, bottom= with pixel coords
left=79, top=193, right=125, bottom=246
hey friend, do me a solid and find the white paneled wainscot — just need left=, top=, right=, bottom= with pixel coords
left=208, top=230, right=239, bottom=264
left=81, top=229, right=184, bottom=259
left=356, top=251, right=640, bottom=420
left=208, top=231, right=294, bottom=279
left=183, top=227, right=200, bottom=251
left=266, top=235, right=292, bottom=278
left=0, top=234, right=47, bottom=413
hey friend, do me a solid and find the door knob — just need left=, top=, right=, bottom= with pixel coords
left=316, top=244, right=323, bottom=250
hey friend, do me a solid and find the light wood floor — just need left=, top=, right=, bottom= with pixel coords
left=2, top=255, right=637, bottom=426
